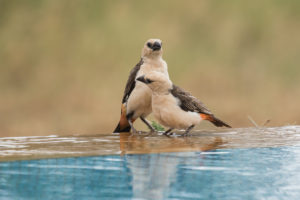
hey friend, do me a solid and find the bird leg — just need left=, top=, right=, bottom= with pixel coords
left=183, top=125, right=195, bottom=136
left=163, top=128, right=173, bottom=136
left=140, top=117, right=155, bottom=132
left=128, top=120, right=138, bottom=134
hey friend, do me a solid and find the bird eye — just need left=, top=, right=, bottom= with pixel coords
left=146, top=78, right=154, bottom=84
left=147, top=42, right=152, bottom=48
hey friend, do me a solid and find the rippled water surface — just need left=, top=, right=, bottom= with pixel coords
left=1, top=126, right=300, bottom=199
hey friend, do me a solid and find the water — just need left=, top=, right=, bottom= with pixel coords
left=1, top=147, right=300, bottom=199
left=1, top=126, right=300, bottom=161
left=1, top=126, right=300, bottom=199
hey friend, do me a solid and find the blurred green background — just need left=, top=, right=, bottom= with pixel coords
left=1, top=0, right=300, bottom=137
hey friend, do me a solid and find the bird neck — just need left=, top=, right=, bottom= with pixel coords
left=152, top=89, right=171, bottom=96
left=143, top=54, right=162, bottom=63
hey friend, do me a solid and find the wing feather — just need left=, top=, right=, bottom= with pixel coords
left=122, top=58, right=143, bottom=103
left=170, top=84, right=212, bottom=115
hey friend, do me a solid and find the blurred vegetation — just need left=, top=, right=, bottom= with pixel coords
left=151, top=121, right=165, bottom=132
left=1, top=0, right=300, bottom=137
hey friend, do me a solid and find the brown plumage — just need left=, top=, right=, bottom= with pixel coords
left=113, top=59, right=143, bottom=133
left=122, top=59, right=143, bottom=104
left=113, top=39, right=170, bottom=133
left=171, top=85, right=231, bottom=128
left=136, top=72, right=231, bottom=136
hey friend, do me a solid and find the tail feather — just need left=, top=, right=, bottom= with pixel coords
left=113, top=103, right=131, bottom=133
left=210, top=117, right=232, bottom=128
left=200, top=113, right=231, bottom=128
left=113, top=122, right=131, bottom=133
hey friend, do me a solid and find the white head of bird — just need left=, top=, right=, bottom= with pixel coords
left=136, top=71, right=172, bottom=95
left=141, top=39, right=163, bottom=59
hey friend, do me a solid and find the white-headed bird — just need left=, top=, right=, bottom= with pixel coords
left=136, top=72, right=231, bottom=136
left=114, top=39, right=170, bottom=133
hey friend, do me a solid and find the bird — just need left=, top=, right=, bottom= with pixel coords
left=136, top=71, right=231, bottom=136
left=113, top=39, right=170, bottom=133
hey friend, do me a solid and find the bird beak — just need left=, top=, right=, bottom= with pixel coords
left=137, top=76, right=153, bottom=84
left=136, top=75, right=147, bottom=83
left=151, top=42, right=161, bottom=51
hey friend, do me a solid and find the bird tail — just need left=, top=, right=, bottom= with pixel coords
left=113, top=104, right=131, bottom=133
left=113, top=122, right=131, bottom=133
left=200, top=113, right=232, bottom=128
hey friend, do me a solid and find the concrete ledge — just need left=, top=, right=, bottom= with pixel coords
left=1, top=126, right=300, bottom=162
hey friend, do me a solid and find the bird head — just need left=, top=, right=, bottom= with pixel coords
left=141, top=39, right=163, bottom=58
left=136, top=71, right=172, bottom=95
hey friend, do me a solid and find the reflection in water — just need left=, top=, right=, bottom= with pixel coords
left=1, top=126, right=300, bottom=199
left=119, top=132, right=224, bottom=154
left=126, top=153, right=179, bottom=200
left=119, top=132, right=224, bottom=199
left=1, top=147, right=300, bottom=199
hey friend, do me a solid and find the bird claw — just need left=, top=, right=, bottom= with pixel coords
left=182, top=125, right=195, bottom=137
left=130, top=127, right=138, bottom=135
left=163, top=132, right=170, bottom=136
left=182, top=132, right=189, bottom=137
left=149, top=127, right=156, bottom=133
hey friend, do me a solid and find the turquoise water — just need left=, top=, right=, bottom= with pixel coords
left=1, top=146, right=300, bottom=200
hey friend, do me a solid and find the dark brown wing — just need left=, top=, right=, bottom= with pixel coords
left=122, top=58, right=143, bottom=103
left=170, top=84, right=212, bottom=115
left=170, top=84, right=231, bottom=128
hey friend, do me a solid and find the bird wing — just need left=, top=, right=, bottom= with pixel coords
left=122, top=58, right=144, bottom=103
left=170, top=84, right=212, bottom=115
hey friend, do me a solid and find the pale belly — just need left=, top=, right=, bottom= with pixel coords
left=125, top=60, right=169, bottom=120
left=152, top=95, right=201, bottom=129
left=126, top=82, right=152, bottom=119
